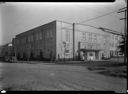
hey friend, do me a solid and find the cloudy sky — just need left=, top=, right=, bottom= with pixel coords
left=0, top=0, right=126, bottom=45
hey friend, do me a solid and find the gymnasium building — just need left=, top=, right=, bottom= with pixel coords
left=13, top=20, right=123, bottom=61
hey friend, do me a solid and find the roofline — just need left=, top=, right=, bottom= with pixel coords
left=15, top=20, right=73, bottom=38
left=56, top=20, right=73, bottom=25
left=15, top=20, right=57, bottom=38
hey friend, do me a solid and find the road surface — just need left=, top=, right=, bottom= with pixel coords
left=0, top=62, right=127, bottom=93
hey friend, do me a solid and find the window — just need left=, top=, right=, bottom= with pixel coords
left=29, top=44, right=31, bottom=49
left=28, top=36, right=31, bottom=42
left=66, top=30, right=70, bottom=42
left=24, top=37, right=26, bottom=43
left=29, top=36, right=31, bottom=42
left=112, top=42, right=114, bottom=47
left=49, top=30, right=53, bottom=38
left=17, top=39, right=19, bottom=44
left=16, top=39, right=19, bottom=45
left=22, top=38, right=24, bottom=44
left=39, top=32, right=42, bottom=40
left=42, top=31, right=45, bottom=40
left=36, top=33, right=39, bottom=40
left=97, top=35, right=100, bottom=43
left=31, top=35, right=34, bottom=42
left=88, top=33, right=92, bottom=42
left=88, top=44, right=92, bottom=49
left=46, top=31, right=49, bottom=38
left=94, top=34, right=97, bottom=42
left=112, top=35, right=115, bottom=40
left=82, top=32, right=86, bottom=41
left=115, top=35, right=117, bottom=40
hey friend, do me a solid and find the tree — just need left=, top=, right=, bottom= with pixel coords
left=118, top=36, right=125, bottom=54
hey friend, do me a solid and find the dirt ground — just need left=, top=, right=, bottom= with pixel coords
left=87, top=64, right=127, bottom=78
left=0, top=61, right=127, bottom=93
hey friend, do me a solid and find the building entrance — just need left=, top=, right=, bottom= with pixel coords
left=78, top=49, right=100, bottom=61
left=87, top=52, right=95, bottom=60
left=78, top=42, right=101, bottom=61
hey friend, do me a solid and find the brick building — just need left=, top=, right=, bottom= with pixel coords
left=14, top=21, right=56, bottom=60
left=13, top=20, right=122, bottom=61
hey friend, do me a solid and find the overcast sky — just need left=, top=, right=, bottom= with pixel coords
left=0, top=0, right=126, bottom=46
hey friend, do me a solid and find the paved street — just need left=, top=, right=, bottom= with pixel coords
left=0, top=61, right=127, bottom=93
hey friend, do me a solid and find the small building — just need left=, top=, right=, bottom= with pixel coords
left=0, top=42, right=14, bottom=61
left=13, top=20, right=122, bottom=61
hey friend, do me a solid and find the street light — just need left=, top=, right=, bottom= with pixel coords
left=98, top=27, right=124, bottom=36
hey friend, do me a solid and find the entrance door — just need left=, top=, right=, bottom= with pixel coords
left=87, top=52, right=95, bottom=60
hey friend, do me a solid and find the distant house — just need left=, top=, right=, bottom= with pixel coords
left=0, top=46, right=3, bottom=58
left=0, top=42, right=14, bottom=61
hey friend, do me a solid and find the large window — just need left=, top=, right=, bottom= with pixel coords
left=28, top=35, right=33, bottom=42
left=46, top=29, right=53, bottom=39
left=39, top=32, right=42, bottom=40
left=35, top=33, right=42, bottom=40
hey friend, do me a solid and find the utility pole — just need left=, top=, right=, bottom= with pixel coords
left=117, top=7, right=127, bottom=63
left=73, top=23, right=75, bottom=60
left=124, top=8, right=127, bottom=63
left=78, top=41, right=81, bottom=60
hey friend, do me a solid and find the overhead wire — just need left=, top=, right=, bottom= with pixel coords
left=78, top=9, right=120, bottom=23
left=62, top=7, right=124, bottom=29
left=60, top=7, right=126, bottom=36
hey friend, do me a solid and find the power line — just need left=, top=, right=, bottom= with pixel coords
left=58, top=7, right=126, bottom=29
left=60, top=19, right=124, bottom=36
left=98, top=27, right=124, bottom=36
left=62, top=23, right=124, bottom=36
left=79, top=8, right=125, bottom=24
left=75, top=23, right=99, bottom=29
left=118, top=7, right=127, bottom=11
left=58, top=7, right=126, bottom=36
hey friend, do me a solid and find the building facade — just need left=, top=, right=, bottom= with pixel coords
left=14, top=20, right=122, bottom=61
left=74, top=24, right=122, bottom=60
